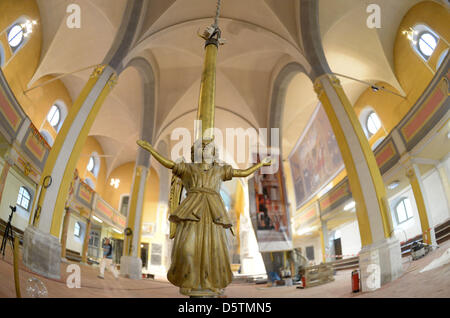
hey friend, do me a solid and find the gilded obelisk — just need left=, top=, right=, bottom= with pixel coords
left=137, top=0, right=271, bottom=297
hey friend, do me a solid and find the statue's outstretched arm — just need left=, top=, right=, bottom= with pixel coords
left=232, top=157, right=271, bottom=178
left=137, top=140, right=175, bottom=169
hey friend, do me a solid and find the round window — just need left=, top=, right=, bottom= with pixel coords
left=366, top=112, right=381, bottom=135
left=8, top=24, right=24, bottom=48
left=418, top=32, right=437, bottom=58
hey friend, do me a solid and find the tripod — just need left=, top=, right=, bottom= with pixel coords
left=1, top=206, right=16, bottom=258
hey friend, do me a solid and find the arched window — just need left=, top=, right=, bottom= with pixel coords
left=87, top=153, right=100, bottom=177
left=87, top=157, right=95, bottom=173
left=47, top=104, right=61, bottom=128
left=17, top=186, right=31, bottom=211
left=46, top=101, right=67, bottom=132
left=6, top=18, right=36, bottom=54
left=407, top=24, right=440, bottom=61
left=395, top=198, right=414, bottom=225
left=366, top=111, right=382, bottom=136
left=74, top=222, right=81, bottom=238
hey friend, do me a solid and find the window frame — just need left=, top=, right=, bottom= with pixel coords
left=394, top=197, right=414, bottom=225
left=47, top=104, right=61, bottom=129
left=366, top=111, right=382, bottom=137
left=6, top=17, right=32, bottom=55
left=417, top=31, right=438, bottom=60
left=7, top=23, right=25, bottom=50
left=87, top=156, right=95, bottom=173
left=0, top=43, right=5, bottom=67
left=16, top=186, right=32, bottom=211
left=409, top=24, right=440, bottom=62
left=87, top=152, right=100, bottom=178
left=119, top=195, right=130, bottom=217
left=74, top=221, right=82, bottom=238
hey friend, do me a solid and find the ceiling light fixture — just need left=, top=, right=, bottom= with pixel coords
left=112, top=228, right=122, bottom=234
left=110, top=178, right=120, bottom=189
left=402, top=27, right=418, bottom=45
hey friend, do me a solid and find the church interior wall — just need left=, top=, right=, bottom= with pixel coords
left=65, top=213, right=86, bottom=254
left=422, top=164, right=450, bottom=227
left=0, top=159, right=35, bottom=231
left=101, top=162, right=135, bottom=211
left=330, top=220, right=362, bottom=259
left=76, top=136, right=108, bottom=195
left=394, top=1, right=449, bottom=108
left=0, top=0, right=73, bottom=134
left=387, top=162, right=450, bottom=242
left=292, top=234, right=322, bottom=265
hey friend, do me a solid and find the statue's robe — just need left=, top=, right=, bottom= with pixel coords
left=167, top=162, right=234, bottom=293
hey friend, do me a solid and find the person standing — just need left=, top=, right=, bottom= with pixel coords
left=98, top=238, right=118, bottom=279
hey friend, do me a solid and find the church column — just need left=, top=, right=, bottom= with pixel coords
left=0, top=152, right=14, bottom=204
left=120, top=153, right=150, bottom=279
left=22, top=66, right=118, bottom=279
left=319, top=219, right=329, bottom=263
left=81, top=193, right=98, bottom=264
left=60, top=207, right=71, bottom=261
left=406, top=164, right=437, bottom=246
left=436, top=158, right=450, bottom=211
left=21, top=0, right=145, bottom=279
left=313, top=74, right=402, bottom=291
left=81, top=216, right=92, bottom=264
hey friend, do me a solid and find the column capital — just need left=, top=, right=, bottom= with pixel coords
left=90, top=64, right=107, bottom=79
left=313, top=73, right=342, bottom=97
left=135, top=164, right=150, bottom=176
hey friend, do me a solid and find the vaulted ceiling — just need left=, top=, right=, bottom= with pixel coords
left=32, top=0, right=427, bottom=176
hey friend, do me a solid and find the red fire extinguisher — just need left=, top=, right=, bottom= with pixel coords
left=351, top=270, right=360, bottom=293
left=301, top=276, right=306, bottom=288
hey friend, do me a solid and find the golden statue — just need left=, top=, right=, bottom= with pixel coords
left=137, top=140, right=270, bottom=297
left=137, top=1, right=271, bottom=297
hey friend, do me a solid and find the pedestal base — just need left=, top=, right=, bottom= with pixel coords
left=22, top=226, right=61, bottom=280
left=181, top=288, right=224, bottom=298
left=120, top=256, right=142, bottom=280
left=358, top=236, right=403, bottom=292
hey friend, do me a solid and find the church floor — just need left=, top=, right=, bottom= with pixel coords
left=0, top=240, right=449, bottom=298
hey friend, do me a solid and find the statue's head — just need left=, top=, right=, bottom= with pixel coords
left=191, top=138, right=217, bottom=164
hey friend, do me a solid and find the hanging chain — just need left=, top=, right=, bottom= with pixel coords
left=213, top=0, right=222, bottom=28
left=200, top=0, right=225, bottom=45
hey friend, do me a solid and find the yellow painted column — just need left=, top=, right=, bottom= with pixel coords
left=314, top=74, right=394, bottom=246
left=31, top=65, right=117, bottom=237
left=123, top=165, right=149, bottom=258
left=319, top=219, right=328, bottom=263
left=60, top=207, right=71, bottom=260
left=0, top=155, right=13, bottom=204
left=436, top=160, right=450, bottom=211
left=406, top=164, right=435, bottom=245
